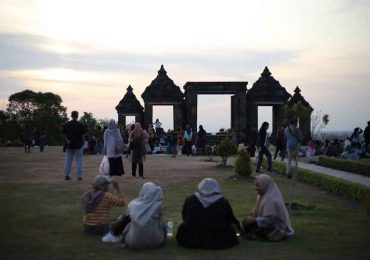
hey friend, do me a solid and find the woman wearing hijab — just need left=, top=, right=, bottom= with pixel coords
left=176, top=178, right=240, bottom=249
left=110, top=182, right=166, bottom=249
left=82, top=175, right=125, bottom=235
left=242, top=174, right=294, bottom=241
left=103, top=119, right=124, bottom=177
left=127, top=122, right=146, bottom=178
left=183, top=125, right=193, bottom=156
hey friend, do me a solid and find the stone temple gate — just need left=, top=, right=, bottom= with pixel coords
left=116, top=65, right=313, bottom=144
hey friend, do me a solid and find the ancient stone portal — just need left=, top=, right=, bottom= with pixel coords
left=116, top=65, right=313, bottom=144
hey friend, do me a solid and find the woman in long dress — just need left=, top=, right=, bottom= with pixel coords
left=103, top=119, right=124, bottom=177
left=241, top=174, right=294, bottom=241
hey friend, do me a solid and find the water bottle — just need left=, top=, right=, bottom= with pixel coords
left=167, top=220, right=174, bottom=238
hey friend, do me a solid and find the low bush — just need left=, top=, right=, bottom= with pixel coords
left=234, top=149, right=252, bottom=177
left=318, top=156, right=370, bottom=177
left=215, top=139, right=237, bottom=167
left=264, top=160, right=369, bottom=202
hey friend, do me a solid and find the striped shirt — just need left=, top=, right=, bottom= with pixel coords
left=83, top=192, right=125, bottom=226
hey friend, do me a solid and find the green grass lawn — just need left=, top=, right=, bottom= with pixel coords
left=0, top=147, right=370, bottom=259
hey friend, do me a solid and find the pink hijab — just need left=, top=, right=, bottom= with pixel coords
left=253, top=174, right=294, bottom=235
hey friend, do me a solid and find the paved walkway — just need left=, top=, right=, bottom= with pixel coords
left=250, top=157, right=370, bottom=188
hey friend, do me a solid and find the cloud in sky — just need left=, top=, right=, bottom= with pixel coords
left=0, top=0, right=369, bottom=131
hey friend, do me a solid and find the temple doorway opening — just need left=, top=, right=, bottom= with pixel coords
left=258, top=106, right=273, bottom=134
left=197, top=95, right=232, bottom=134
left=125, top=116, right=136, bottom=126
left=153, top=105, right=174, bottom=131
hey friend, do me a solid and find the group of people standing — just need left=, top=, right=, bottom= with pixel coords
left=256, top=119, right=301, bottom=179
left=62, top=111, right=147, bottom=180
left=21, top=126, right=47, bottom=153
left=82, top=174, right=294, bottom=249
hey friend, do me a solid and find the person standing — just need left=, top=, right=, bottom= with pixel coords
left=38, top=126, right=47, bottom=152
left=256, top=122, right=274, bottom=173
left=285, top=119, right=301, bottom=179
left=128, top=123, right=146, bottom=178
left=62, top=111, right=86, bottom=181
left=273, top=124, right=286, bottom=160
left=350, top=127, right=363, bottom=149
left=364, top=121, right=370, bottom=155
left=183, top=125, right=193, bottom=156
left=103, top=119, right=125, bottom=177
left=195, top=125, right=207, bottom=155
left=22, top=126, right=33, bottom=153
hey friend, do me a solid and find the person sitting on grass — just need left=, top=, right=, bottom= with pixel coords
left=241, top=174, right=294, bottom=241
left=176, top=178, right=240, bottom=249
left=82, top=175, right=125, bottom=236
left=105, top=182, right=166, bottom=249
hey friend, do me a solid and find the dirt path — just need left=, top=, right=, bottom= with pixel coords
left=0, top=147, right=220, bottom=190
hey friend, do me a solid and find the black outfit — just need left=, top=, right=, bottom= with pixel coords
left=62, top=120, right=85, bottom=149
left=176, top=195, right=240, bottom=249
left=22, top=128, right=33, bottom=153
left=128, top=135, right=145, bottom=177
left=195, top=129, right=207, bottom=154
left=273, top=128, right=286, bottom=160
left=109, top=157, right=124, bottom=176
left=364, top=126, right=370, bottom=154
left=256, top=129, right=272, bottom=172
left=241, top=220, right=275, bottom=241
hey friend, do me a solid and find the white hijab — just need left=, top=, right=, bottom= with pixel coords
left=253, top=174, right=294, bottom=235
left=128, top=182, right=163, bottom=227
left=195, top=178, right=223, bottom=208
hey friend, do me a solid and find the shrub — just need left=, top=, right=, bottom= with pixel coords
left=234, top=149, right=252, bottom=177
left=318, top=156, right=370, bottom=177
left=215, top=139, right=237, bottom=167
left=263, top=160, right=369, bottom=202
left=365, top=191, right=370, bottom=214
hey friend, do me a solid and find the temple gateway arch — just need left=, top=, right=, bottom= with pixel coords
left=116, top=65, right=313, bottom=144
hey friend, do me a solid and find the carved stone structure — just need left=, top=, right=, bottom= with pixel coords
left=183, top=82, right=248, bottom=141
left=115, top=85, right=144, bottom=127
left=141, top=65, right=184, bottom=129
left=246, top=67, right=291, bottom=141
left=116, top=65, right=313, bottom=144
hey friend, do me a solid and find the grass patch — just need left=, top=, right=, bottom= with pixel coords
left=1, top=147, right=370, bottom=259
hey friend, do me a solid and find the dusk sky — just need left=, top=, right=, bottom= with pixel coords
left=0, top=0, right=369, bottom=132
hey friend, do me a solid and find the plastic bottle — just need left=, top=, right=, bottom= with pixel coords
left=167, top=220, right=174, bottom=238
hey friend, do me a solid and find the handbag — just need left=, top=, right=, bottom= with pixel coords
left=114, top=140, right=124, bottom=154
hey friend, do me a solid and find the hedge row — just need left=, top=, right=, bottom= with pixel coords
left=317, top=156, right=370, bottom=177
left=263, top=160, right=369, bottom=202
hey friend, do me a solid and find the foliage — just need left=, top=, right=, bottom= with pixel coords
left=4, top=90, right=68, bottom=144
left=318, top=156, right=370, bottom=177
left=283, top=102, right=311, bottom=125
left=266, top=160, right=369, bottom=201
left=215, top=139, right=237, bottom=166
left=365, top=191, right=370, bottom=214
left=234, top=149, right=252, bottom=177
left=79, top=112, right=99, bottom=137
left=311, top=110, right=330, bottom=139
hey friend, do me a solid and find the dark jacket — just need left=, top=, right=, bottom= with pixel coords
left=176, top=195, right=240, bottom=249
left=62, top=120, right=85, bottom=149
